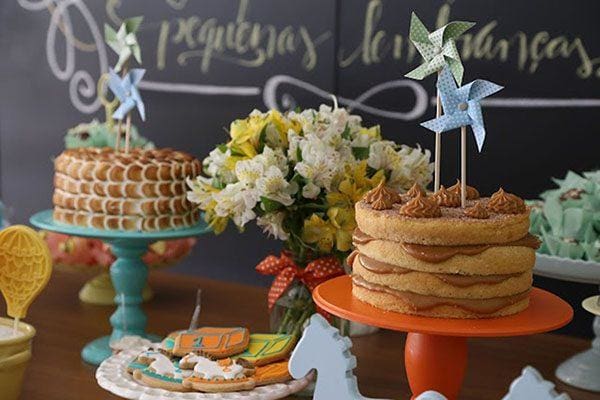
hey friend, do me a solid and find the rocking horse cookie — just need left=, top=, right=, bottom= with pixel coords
left=172, top=327, right=250, bottom=357
left=235, top=333, right=297, bottom=366
left=182, top=355, right=256, bottom=393
left=132, top=353, right=193, bottom=392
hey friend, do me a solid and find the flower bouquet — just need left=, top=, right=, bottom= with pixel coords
left=187, top=104, right=433, bottom=334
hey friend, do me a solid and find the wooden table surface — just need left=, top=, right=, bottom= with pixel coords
left=8, top=270, right=598, bottom=400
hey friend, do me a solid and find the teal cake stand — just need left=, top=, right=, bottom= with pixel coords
left=30, top=210, right=210, bottom=365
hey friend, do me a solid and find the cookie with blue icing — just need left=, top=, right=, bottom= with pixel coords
left=132, top=353, right=192, bottom=392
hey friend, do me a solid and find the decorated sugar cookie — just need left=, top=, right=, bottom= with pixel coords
left=254, top=360, right=292, bottom=386
left=172, top=327, right=250, bottom=357
left=127, top=349, right=163, bottom=374
left=133, top=353, right=192, bottom=392
left=235, top=333, right=297, bottom=366
left=182, top=355, right=255, bottom=393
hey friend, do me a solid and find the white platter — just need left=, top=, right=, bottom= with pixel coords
left=534, top=254, right=600, bottom=285
left=96, top=349, right=312, bottom=400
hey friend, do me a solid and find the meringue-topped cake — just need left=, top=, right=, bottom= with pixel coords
left=350, top=181, right=540, bottom=319
left=53, top=147, right=201, bottom=231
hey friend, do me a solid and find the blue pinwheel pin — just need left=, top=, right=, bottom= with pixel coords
left=421, top=66, right=503, bottom=151
left=108, top=68, right=146, bottom=121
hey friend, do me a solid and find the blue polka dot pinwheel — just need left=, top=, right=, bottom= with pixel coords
left=421, top=66, right=503, bottom=207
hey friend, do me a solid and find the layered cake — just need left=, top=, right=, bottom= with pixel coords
left=53, top=147, right=201, bottom=231
left=351, top=181, right=540, bottom=318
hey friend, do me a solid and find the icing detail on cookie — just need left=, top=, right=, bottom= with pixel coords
left=464, top=201, right=490, bottom=219
left=487, top=188, right=526, bottom=214
left=448, top=180, right=480, bottom=200
left=432, top=185, right=461, bottom=207
left=234, top=333, right=297, bottom=366
left=406, top=183, right=426, bottom=198
left=363, top=180, right=401, bottom=210
left=173, top=327, right=250, bottom=357
left=192, top=356, right=244, bottom=380
left=399, top=192, right=441, bottom=218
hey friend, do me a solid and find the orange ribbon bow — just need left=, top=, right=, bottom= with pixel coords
left=256, top=252, right=345, bottom=315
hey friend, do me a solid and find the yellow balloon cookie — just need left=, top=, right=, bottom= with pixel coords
left=0, top=225, right=52, bottom=319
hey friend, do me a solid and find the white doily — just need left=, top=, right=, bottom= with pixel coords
left=96, top=348, right=312, bottom=400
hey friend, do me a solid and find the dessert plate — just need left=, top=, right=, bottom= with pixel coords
left=96, top=348, right=312, bottom=400
left=534, top=253, right=600, bottom=284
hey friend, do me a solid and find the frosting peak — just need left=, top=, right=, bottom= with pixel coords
left=464, top=201, right=490, bottom=219
left=487, top=188, right=527, bottom=214
left=448, top=180, right=480, bottom=200
left=400, top=192, right=441, bottom=218
left=407, top=183, right=426, bottom=198
left=432, top=185, right=461, bottom=207
left=364, top=180, right=401, bottom=210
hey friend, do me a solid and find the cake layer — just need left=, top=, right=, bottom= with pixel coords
left=353, top=232, right=538, bottom=275
left=53, top=207, right=200, bottom=231
left=352, top=254, right=532, bottom=299
left=55, top=147, right=201, bottom=182
left=54, top=173, right=187, bottom=198
left=352, top=276, right=529, bottom=318
left=53, top=189, right=191, bottom=216
left=355, top=197, right=530, bottom=245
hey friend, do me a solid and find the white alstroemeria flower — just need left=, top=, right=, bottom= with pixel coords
left=235, top=158, right=264, bottom=185
left=295, top=135, right=341, bottom=196
left=186, top=177, right=214, bottom=209
left=257, top=212, right=289, bottom=240
left=367, top=141, right=400, bottom=171
left=213, top=182, right=259, bottom=227
left=256, top=166, right=296, bottom=206
left=302, top=181, right=321, bottom=199
left=256, top=146, right=288, bottom=175
left=387, top=145, right=434, bottom=191
left=204, top=147, right=236, bottom=184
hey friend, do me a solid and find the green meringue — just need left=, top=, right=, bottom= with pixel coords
left=64, top=119, right=154, bottom=150
left=529, top=170, right=600, bottom=262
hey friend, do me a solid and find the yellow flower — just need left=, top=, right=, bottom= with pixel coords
left=326, top=161, right=386, bottom=208
left=327, top=207, right=356, bottom=252
left=301, top=214, right=336, bottom=253
left=228, top=110, right=299, bottom=158
left=204, top=209, right=229, bottom=234
left=359, top=125, right=381, bottom=140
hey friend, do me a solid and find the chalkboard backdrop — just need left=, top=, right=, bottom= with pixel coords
left=0, top=0, right=598, bottom=336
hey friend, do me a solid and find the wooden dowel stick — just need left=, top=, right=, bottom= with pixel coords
left=115, top=121, right=122, bottom=151
left=12, top=317, right=19, bottom=336
left=461, top=126, right=467, bottom=208
left=435, top=90, right=442, bottom=193
left=124, top=114, right=132, bottom=153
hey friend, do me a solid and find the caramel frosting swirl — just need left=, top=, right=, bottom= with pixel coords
left=448, top=180, right=480, bottom=200
left=407, top=183, right=426, bottom=198
left=432, top=185, right=461, bottom=207
left=400, top=192, right=441, bottom=218
left=487, top=188, right=527, bottom=214
left=464, top=201, right=490, bottom=219
left=363, top=180, right=401, bottom=210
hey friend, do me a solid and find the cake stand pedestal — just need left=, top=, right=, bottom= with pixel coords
left=534, top=253, right=600, bottom=392
left=30, top=210, right=210, bottom=366
left=313, top=276, right=573, bottom=400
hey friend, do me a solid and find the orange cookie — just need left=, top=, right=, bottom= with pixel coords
left=172, top=327, right=250, bottom=358
left=254, top=360, right=292, bottom=386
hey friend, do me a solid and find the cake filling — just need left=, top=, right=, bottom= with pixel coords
left=352, top=229, right=540, bottom=263
left=351, top=252, right=523, bottom=287
left=352, top=275, right=530, bottom=314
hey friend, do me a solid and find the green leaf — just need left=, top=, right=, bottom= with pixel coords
left=341, top=123, right=351, bottom=140
left=261, top=197, right=283, bottom=212
left=352, top=147, right=369, bottom=160
left=217, top=143, right=228, bottom=153
left=258, top=124, right=268, bottom=153
left=295, top=146, right=302, bottom=162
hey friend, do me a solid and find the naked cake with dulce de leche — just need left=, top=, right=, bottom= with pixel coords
left=350, top=180, right=540, bottom=319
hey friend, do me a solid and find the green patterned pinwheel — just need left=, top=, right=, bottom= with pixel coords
left=104, top=16, right=144, bottom=72
left=405, top=12, right=474, bottom=85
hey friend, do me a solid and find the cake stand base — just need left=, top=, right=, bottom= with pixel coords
left=79, top=272, right=153, bottom=306
left=555, top=315, right=600, bottom=392
left=82, top=335, right=162, bottom=366
left=313, top=276, right=573, bottom=400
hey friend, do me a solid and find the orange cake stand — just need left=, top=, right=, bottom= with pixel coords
left=313, top=276, right=573, bottom=400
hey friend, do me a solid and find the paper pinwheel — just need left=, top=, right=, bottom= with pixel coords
left=105, top=16, right=143, bottom=72
left=421, top=66, right=503, bottom=151
left=405, top=12, right=474, bottom=85
left=108, top=68, right=146, bottom=121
